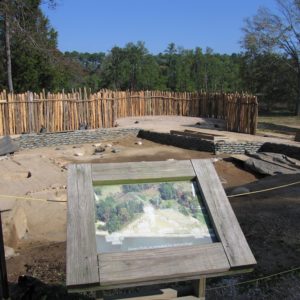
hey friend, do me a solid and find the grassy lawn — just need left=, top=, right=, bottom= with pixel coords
left=257, top=115, right=300, bottom=136
left=258, top=115, right=300, bottom=128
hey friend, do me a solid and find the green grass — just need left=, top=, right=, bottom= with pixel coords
left=258, top=115, right=300, bottom=127
left=257, top=115, right=300, bottom=135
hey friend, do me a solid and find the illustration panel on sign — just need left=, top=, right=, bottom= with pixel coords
left=94, top=180, right=217, bottom=253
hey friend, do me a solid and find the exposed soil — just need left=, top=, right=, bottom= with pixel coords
left=7, top=241, right=66, bottom=284
left=2, top=116, right=300, bottom=299
left=3, top=134, right=258, bottom=285
left=229, top=174, right=300, bottom=276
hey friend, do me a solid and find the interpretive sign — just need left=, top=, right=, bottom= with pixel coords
left=66, top=159, right=256, bottom=292
left=94, top=180, right=216, bottom=253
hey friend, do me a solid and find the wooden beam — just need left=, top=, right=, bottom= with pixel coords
left=191, top=159, right=256, bottom=269
left=170, top=130, right=227, bottom=142
left=295, top=130, right=300, bottom=142
left=193, top=277, right=206, bottom=300
left=176, top=297, right=200, bottom=300
left=98, top=243, right=230, bottom=287
left=67, top=164, right=99, bottom=288
left=113, top=288, right=177, bottom=300
left=184, top=130, right=225, bottom=138
left=68, top=267, right=254, bottom=293
left=92, top=160, right=195, bottom=185
left=170, top=130, right=215, bottom=140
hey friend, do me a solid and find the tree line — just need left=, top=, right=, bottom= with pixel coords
left=0, top=0, right=299, bottom=114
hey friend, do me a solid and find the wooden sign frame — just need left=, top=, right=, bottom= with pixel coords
left=66, top=159, right=256, bottom=291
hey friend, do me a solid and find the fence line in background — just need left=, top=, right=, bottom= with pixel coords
left=0, top=89, right=258, bottom=136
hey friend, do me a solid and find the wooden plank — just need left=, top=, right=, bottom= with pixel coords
left=191, top=159, right=256, bottom=268
left=176, top=297, right=200, bottom=300
left=98, top=243, right=230, bottom=286
left=170, top=130, right=227, bottom=142
left=192, top=278, right=206, bottom=300
left=92, top=160, right=195, bottom=184
left=69, top=267, right=253, bottom=293
left=67, top=164, right=99, bottom=288
left=295, top=130, right=300, bottom=142
left=170, top=130, right=215, bottom=141
left=184, top=130, right=226, bottom=139
left=114, top=289, right=177, bottom=300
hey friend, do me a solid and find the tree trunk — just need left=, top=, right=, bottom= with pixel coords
left=295, top=66, right=300, bottom=115
left=5, top=12, right=13, bottom=93
left=297, top=92, right=300, bottom=116
left=297, top=69, right=300, bottom=115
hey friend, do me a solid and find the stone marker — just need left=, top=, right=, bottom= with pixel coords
left=74, top=152, right=84, bottom=157
left=94, top=146, right=105, bottom=154
left=0, top=136, right=19, bottom=156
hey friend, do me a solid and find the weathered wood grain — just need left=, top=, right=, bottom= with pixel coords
left=0, top=91, right=257, bottom=135
left=92, top=160, right=195, bottom=184
left=98, top=243, right=230, bottom=286
left=295, top=130, right=300, bottom=142
left=184, top=130, right=228, bottom=141
left=113, top=289, right=177, bottom=300
left=192, top=277, right=206, bottom=300
left=67, top=164, right=99, bottom=288
left=191, top=159, right=256, bottom=268
left=170, top=130, right=227, bottom=142
left=176, top=297, right=200, bottom=300
left=68, top=267, right=254, bottom=293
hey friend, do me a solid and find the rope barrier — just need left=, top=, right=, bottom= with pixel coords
left=0, top=194, right=67, bottom=203
left=0, top=179, right=299, bottom=203
left=206, top=266, right=300, bottom=291
left=0, top=181, right=299, bottom=293
left=227, top=180, right=300, bottom=198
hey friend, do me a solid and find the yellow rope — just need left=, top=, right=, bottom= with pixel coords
left=0, top=179, right=299, bottom=203
left=227, top=180, right=300, bottom=198
left=206, top=266, right=300, bottom=291
left=0, top=194, right=67, bottom=203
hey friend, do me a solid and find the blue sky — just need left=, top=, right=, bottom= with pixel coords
left=42, top=0, right=277, bottom=54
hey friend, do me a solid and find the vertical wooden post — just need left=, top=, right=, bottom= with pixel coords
left=28, top=92, right=34, bottom=133
left=0, top=211, right=10, bottom=300
left=95, top=290, right=104, bottom=300
left=193, top=277, right=206, bottom=300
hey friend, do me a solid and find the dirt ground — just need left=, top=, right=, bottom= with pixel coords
left=3, top=134, right=259, bottom=284
left=1, top=116, right=300, bottom=299
left=116, top=115, right=300, bottom=144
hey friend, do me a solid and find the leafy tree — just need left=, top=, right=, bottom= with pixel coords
left=242, top=0, right=300, bottom=115
left=159, top=183, right=176, bottom=200
left=122, top=183, right=151, bottom=193
left=240, top=51, right=297, bottom=112
left=106, top=214, right=121, bottom=233
left=191, top=47, right=204, bottom=92
left=0, top=0, right=74, bottom=92
left=95, top=196, right=144, bottom=233
left=165, top=43, right=178, bottom=91
left=176, top=48, right=195, bottom=91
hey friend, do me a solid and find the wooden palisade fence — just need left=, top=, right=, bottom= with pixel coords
left=0, top=89, right=258, bottom=136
